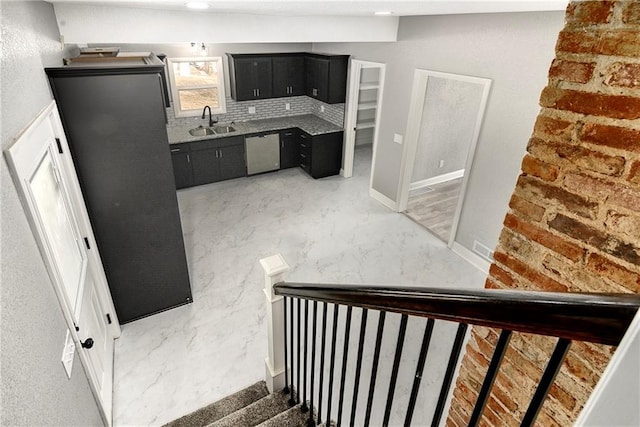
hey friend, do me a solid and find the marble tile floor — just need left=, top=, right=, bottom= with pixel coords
left=112, top=145, right=487, bottom=426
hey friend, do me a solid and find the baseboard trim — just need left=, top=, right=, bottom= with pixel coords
left=369, top=188, right=398, bottom=211
left=410, top=169, right=465, bottom=192
left=452, top=242, right=491, bottom=274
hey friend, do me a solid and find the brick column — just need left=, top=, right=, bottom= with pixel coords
left=448, top=2, right=640, bottom=426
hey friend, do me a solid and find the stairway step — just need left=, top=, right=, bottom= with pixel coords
left=256, top=404, right=309, bottom=427
left=208, top=391, right=291, bottom=427
left=165, top=381, right=269, bottom=427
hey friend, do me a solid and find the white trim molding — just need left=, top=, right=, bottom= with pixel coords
left=409, top=169, right=465, bottom=193
left=452, top=242, right=491, bottom=275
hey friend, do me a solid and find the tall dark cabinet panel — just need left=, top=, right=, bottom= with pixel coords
left=46, top=56, right=192, bottom=323
left=272, top=55, right=305, bottom=97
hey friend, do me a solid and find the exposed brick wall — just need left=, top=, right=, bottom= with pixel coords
left=448, top=2, right=640, bottom=425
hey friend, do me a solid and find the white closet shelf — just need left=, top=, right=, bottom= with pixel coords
left=359, top=83, right=379, bottom=90
left=356, top=121, right=375, bottom=130
left=357, top=102, right=377, bottom=111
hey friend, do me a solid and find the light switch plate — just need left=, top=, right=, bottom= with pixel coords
left=61, top=329, right=75, bottom=379
left=285, top=103, right=290, bottom=110
left=248, top=106, right=256, bottom=114
left=393, top=134, right=403, bottom=144
left=320, top=105, right=325, bottom=112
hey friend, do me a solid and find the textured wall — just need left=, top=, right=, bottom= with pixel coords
left=448, top=2, right=640, bottom=426
left=1, top=2, right=103, bottom=425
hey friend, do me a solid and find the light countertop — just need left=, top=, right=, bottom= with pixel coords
left=167, top=114, right=343, bottom=145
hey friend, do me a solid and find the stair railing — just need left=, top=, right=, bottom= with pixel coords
left=260, top=254, right=640, bottom=427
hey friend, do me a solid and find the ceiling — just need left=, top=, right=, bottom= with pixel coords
left=47, top=0, right=569, bottom=17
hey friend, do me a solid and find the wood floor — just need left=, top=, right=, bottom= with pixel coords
left=404, top=178, right=463, bottom=242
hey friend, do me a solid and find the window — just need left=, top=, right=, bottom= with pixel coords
left=167, top=57, right=226, bottom=117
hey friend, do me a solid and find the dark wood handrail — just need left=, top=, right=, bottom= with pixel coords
left=273, top=283, right=640, bottom=346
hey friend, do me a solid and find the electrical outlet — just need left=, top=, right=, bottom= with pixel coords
left=61, top=330, right=75, bottom=379
left=320, top=105, right=325, bottom=112
left=285, top=103, right=290, bottom=110
left=393, top=134, right=403, bottom=144
left=439, top=160, right=445, bottom=168
left=248, top=106, right=256, bottom=114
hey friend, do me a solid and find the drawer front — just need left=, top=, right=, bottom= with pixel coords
left=191, top=135, right=244, bottom=152
left=169, top=144, right=190, bottom=154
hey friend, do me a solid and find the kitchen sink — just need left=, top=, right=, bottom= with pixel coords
left=189, top=126, right=215, bottom=136
left=188, top=125, right=236, bottom=136
left=211, top=125, right=236, bottom=134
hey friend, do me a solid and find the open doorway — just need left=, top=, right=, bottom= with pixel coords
left=342, top=60, right=386, bottom=188
left=398, top=70, right=491, bottom=245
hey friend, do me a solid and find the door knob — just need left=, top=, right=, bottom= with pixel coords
left=81, top=338, right=94, bottom=349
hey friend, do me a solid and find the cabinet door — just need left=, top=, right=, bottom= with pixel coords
left=191, top=148, right=221, bottom=185
left=234, top=57, right=272, bottom=100
left=219, top=143, right=246, bottom=180
left=305, top=57, right=330, bottom=101
left=280, top=129, right=299, bottom=169
left=273, top=56, right=305, bottom=98
left=307, top=131, right=344, bottom=179
left=170, top=146, right=193, bottom=189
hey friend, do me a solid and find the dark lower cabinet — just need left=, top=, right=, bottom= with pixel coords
left=280, top=128, right=300, bottom=169
left=299, top=131, right=344, bottom=179
left=174, top=136, right=246, bottom=188
left=170, top=144, right=192, bottom=189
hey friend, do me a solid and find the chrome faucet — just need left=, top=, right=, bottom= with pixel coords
left=201, top=106, right=218, bottom=127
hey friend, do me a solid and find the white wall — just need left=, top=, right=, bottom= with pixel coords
left=53, top=3, right=399, bottom=44
left=314, top=11, right=565, bottom=253
left=1, top=2, right=103, bottom=425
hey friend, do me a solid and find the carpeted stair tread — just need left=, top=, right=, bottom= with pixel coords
left=256, top=403, right=309, bottom=427
left=164, top=381, right=269, bottom=427
left=207, top=390, right=291, bottom=427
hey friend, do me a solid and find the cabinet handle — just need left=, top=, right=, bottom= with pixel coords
left=187, top=154, right=190, bottom=162
left=215, top=150, right=219, bottom=158
left=220, top=150, right=223, bottom=158
left=257, top=89, right=260, bottom=97
left=281, top=141, right=284, bottom=148
left=171, top=148, right=180, bottom=152
left=301, top=143, right=307, bottom=148
left=301, top=153, right=307, bottom=158
left=284, top=132, right=293, bottom=136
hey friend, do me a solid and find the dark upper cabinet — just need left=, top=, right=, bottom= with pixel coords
left=228, top=55, right=273, bottom=101
left=228, top=52, right=349, bottom=104
left=305, top=54, right=349, bottom=104
left=299, top=131, right=344, bottom=179
left=45, top=54, right=192, bottom=323
left=280, top=128, right=300, bottom=169
left=191, top=135, right=246, bottom=185
left=170, top=144, right=193, bottom=189
left=273, top=55, right=305, bottom=98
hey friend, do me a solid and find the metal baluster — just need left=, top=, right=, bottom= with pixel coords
left=364, top=311, right=386, bottom=427
left=349, top=308, right=368, bottom=427
left=289, top=298, right=296, bottom=406
left=283, top=297, right=290, bottom=395
left=308, top=301, right=318, bottom=427
left=326, top=304, right=340, bottom=425
left=297, top=298, right=302, bottom=404
left=302, top=300, right=309, bottom=412
left=431, top=323, right=468, bottom=427
left=469, top=330, right=512, bottom=426
left=404, top=318, right=435, bottom=427
left=382, top=314, right=409, bottom=427
left=520, top=338, right=571, bottom=427
left=317, top=302, right=328, bottom=425
left=336, top=306, right=353, bottom=426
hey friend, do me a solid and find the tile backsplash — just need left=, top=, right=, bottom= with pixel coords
left=166, top=96, right=344, bottom=129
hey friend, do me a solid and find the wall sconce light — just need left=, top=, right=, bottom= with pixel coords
left=200, top=43, right=208, bottom=56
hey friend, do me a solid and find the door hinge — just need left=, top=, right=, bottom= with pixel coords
left=55, top=138, right=63, bottom=154
left=83, top=237, right=91, bottom=250
left=106, top=313, right=112, bottom=325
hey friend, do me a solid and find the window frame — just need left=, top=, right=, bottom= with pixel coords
left=166, top=56, right=227, bottom=117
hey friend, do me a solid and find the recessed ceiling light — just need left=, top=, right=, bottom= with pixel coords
left=186, top=2, right=209, bottom=10
left=374, top=11, right=393, bottom=16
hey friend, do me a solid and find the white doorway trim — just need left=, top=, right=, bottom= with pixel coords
left=397, top=69, right=491, bottom=247
left=342, top=59, right=386, bottom=186
left=4, top=101, right=120, bottom=426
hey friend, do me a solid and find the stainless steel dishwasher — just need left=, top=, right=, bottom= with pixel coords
left=245, top=133, right=280, bottom=175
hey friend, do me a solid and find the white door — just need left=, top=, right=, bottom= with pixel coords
left=5, top=102, right=118, bottom=426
